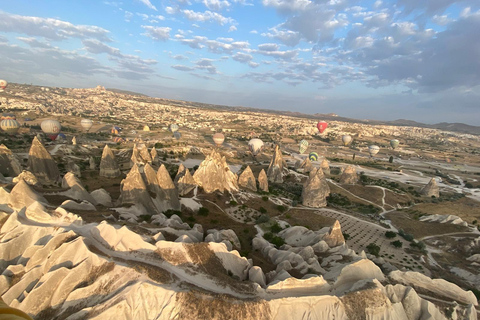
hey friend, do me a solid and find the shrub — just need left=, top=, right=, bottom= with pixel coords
left=385, top=231, right=397, bottom=239
left=398, top=229, right=414, bottom=242
left=139, top=215, right=152, bottom=222
left=259, top=207, right=267, bottom=214
left=410, top=241, right=426, bottom=251
left=277, top=205, right=287, bottom=213
left=262, top=196, right=269, bottom=201
left=256, top=214, right=270, bottom=224
left=366, top=243, right=380, bottom=257
left=271, top=236, right=285, bottom=248
left=270, top=222, right=283, bottom=233
left=198, top=207, right=209, bottom=216
left=230, top=200, right=238, bottom=206
left=391, top=240, right=403, bottom=248
left=342, top=232, right=350, bottom=240
left=164, top=209, right=182, bottom=218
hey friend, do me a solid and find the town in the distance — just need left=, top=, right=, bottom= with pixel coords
left=0, top=81, right=479, bottom=319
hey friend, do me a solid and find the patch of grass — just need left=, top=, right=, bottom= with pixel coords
left=262, top=195, right=269, bottom=201
left=259, top=207, right=267, bottom=214
left=198, top=207, right=210, bottom=216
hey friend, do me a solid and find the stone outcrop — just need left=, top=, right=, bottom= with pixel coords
left=130, top=145, right=143, bottom=166
left=89, top=156, right=96, bottom=170
left=420, top=178, right=439, bottom=198
left=320, top=159, right=330, bottom=175
left=339, top=165, right=357, bottom=184
left=119, top=164, right=156, bottom=213
left=299, top=158, right=313, bottom=173
left=12, top=171, right=39, bottom=186
left=302, top=168, right=330, bottom=208
left=238, top=166, right=257, bottom=192
left=0, top=144, right=22, bottom=177
left=27, top=137, right=60, bottom=185
left=9, top=178, right=48, bottom=209
left=138, top=144, right=152, bottom=163
left=99, top=145, right=121, bottom=178
left=175, top=166, right=197, bottom=196
left=267, top=145, right=284, bottom=183
left=322, top=220, right=345, bottom=248
left=61, top=172, right=97, bottom=205
left=157, top=164, right=180, bottom=210
left=150, top=147, right=158, bottom=163
left=72, top=136, right=77, bottom=145
left=67, top=160, right=82, bottom=177
left=143, top=164, right=179, bottom=212
left=192, top=150, right=238, bottom=193
left=258, top=169, right=269, bottom=192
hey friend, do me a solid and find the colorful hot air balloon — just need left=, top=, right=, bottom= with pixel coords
left=390, top=139, right=400, bottom=150
left=1, top=113, right=16, bottom=120
left=113, top=136, right=125, bottom=143
left=173, top=131, right=181, bottom=140
left=41, top=119, right=61, bottom=141
left=299, top=139, right=309, bottom=154
left=56, top=133, right=66, bottom=141
left=169, top=124, right=179, bottom=133
left=213, top=133, right=225, bottom=146
left=342, top=135, right=352, bottom=146
left=0, top=80, right=7, bottom=92
left=111, top=126, right=121, bottom=135
left=368, top=145, right=380, bottom=157
left=317, top=121, right=328, bottom=134
left=309, top=152, right=319, bottom=161
left=248, top=138, right=264, bottom=156
left=80, top=119, right=93, bottom=132
left=0, top=119, right=20, bottom=134
left=143, top=125, right=150, bottom=131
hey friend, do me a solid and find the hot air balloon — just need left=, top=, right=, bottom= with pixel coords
left=41, top=119, right=61, bottom=141
left=111, top=126, right=121, bottom=135
left=143, top=125, right=150, bottom=131
left=213, top=133, right=225, bottom=146
left=173, top=131, right=181, bottom=140
left=1, top=113, right=16, bottom=120
left=0, top=119, right=20, bottom=134
left=169, top=124, right=179, bottom=133
left=309, top=152, right=319, bottom=161
left=80, top=119, right=93, bottom=132
left=368, top=145, right=380, bottom=157
left=317, top=121, right=328, bottom=134
left=0, top=80, right=7, bottom=92
left=390, top=139, right=399, bottom=150
left=56, top=133, right=66, bottom=141
left=248, top=138, right=264, bottom=156
left=299, top=139, right=309, bottom=154
left=113, top=136, right=125, bottom=143
left=342, top=135, right=352, bottom=146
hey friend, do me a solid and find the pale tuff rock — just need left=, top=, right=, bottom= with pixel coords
left=144, top=164, right=180, bottom=212
left=61, top=172, right=97, bottom=205
left=249, top=266, right=267, bottom=288
left=27, top=137, right=60, bottom=185
left=119, top=164, right=156, bottom=214
left=420, top=178, right=440, bottom=198
left=90, top=188, right=112, bottom=207
left=175, top=168, right=197, bottom=196
left=12, top=170, right=39, bottom=187
left=72, top=136, right=77, bottom=145
left=238, top=166, right=257, bottom=192
left=130, top=144, right=143, bottom=165
left=339, top=165, right=357, bottom=184
left=176, top=163, right=186, bottom=177
left=60, top=200, right=96, bottom=211
left=0, top=144, right=22, bottom=177
left=157, top=164, right=180, bottom=211
left=205, top=229, right=241, bottom=250
left=193, top=150, right=238, bottom=193
left=150, top=147, right=158, bottom=163
left=138, top=144, right=153, bottom=163
left=299, top=158, right=313, bottom=173
left=89, top=156, right=96, bottom=170
left=67, top=160, right=82, bottom=177
left=267, top=145, right=284, bottom=183
left=302, top=168, right=330, bottom=208
left=258, top=169, right=269, bottom=192
left=320, top=159, right=330, bottom=175
left=99, top=145, right=121, bottom=178
left=332, top=259, right=385, bottom=294
left=419, top=214, right=468, bottom=226
left=9, top=178, right=48, bottom=209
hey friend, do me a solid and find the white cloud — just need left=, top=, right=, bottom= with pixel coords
left=125, top=11, right=134, bottom=22
left=137, top=0, right=157, bottom=11
left=232, top=52, right=253, bottom=63
left=432, top=14, right=452, bottom=26
left=182, top=10, right=235, bottom=25
left=228, top=25, right=237, bottom=32
left=203, top=0, right=231, bottom=11
left=142, top=25, right=172, bottom=41
left=262, top=0, right=311, bottom=12
left=165, top=7, right=176, bottom=14
left=261, top=27, right=302, bottom=46
left=258, top=43, right=279, bottom=51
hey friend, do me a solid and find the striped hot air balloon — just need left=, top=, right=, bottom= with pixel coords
left=299, top=139, right=309, bottom=154
left=111, top=126, right=121, bottom=135
left=41, top=119, right=61, bottom=141
left=309, top=152, right=319, bottom=161
left=368, top=145, right=380, bottom=157
left=80, top=119, right=93, bottom=132
left=113, top=136, right=125, bottom=143
left=1, top=113, right=16, bottom=120
left=0, top=119, right=20, bottom=134
left=213, top=133, right=225, bottom=146
left=342, top=135, right=352, bottom=146
left=248, top=138, right=264, bottom=156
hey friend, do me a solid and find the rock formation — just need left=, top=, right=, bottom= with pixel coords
left=339, top=165, right=357, bottom=184
left=151, top=147, right=158, bottom=163
left=138, top=144, right=152, bottom=163
left=320, top=159, right=330, bottom=175
left=72, top=136, right=77, bottom=145
left=420, top=178, right=440, bottom=198
left=90, top=189, right=112, bottom=207
left=157, top=164, right=181, bottom=210
left=61, top=172, right=97, bottom=205
left=119, top=164, right=156, bottom=213
left=12, top=171, right=39, bottom=186
left=299, top=158, right=313, bottom=173
left=192, top=150, right=238, bottom=193
left=267, top=145, right=284, bottom=183
left=302, top=168, right=330, bottom=208
left=322, top=220, right=345, bottom=247
left=9, top=178, right=48, bottom=209
left=143, top=164, right=179, bottom=212
left=67, top=160, right=82, bottom=177
left=89, top=156, right=96, bottom=170
left=238, top=166, right=257, bottom=192
left=0, top=144, right=22, bottom=177
left=130, top=144, right=143, bottom=166
left=27, top=137, right=60, bottom=185
left=258, top=169, right=269, bottom=192
left=99, top=145, right=121, bottom=178
left=175, top=168, right=197, bottom=196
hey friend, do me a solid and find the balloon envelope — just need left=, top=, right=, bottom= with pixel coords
left=342, top=135, right=352, bottom=146
left=317, top=121, right=328, bottom=134
left=0, top=80, right=7, bottom=92
left=390, top=139, right=400, bottom=149
left=111, top=126, right=121, bottom=135
left=0, top=119, right=20, bottom=134
left=56, top=133, right=66, bottom=141
left=248, top=138, right=264, bottom=156
left=41, top=119, right=61, bottom=141
left=368, top=145, right=380, bottom=156
left=169, top=124, right=179, bottom=133
left=113, top=136, right=125, bottom=143
left=80, top=119, right=93, bottom=131
left=309, top=152, right=319, bottom=161
left=213, top=133, right=225, bottom=146
left=299, top=139, right=308, bottom=154
left=173, top=131, right=181, bottom=140
left=1, top=113, right=16, bottom=120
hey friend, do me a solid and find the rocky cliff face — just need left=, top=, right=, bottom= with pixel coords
left=26, top=137, right=60, bottom=186
left=175, top=166, right=197, bottom=196
left=258, top=169, right=269, bottom=192
left=99, top=145, right=121, bottom=178
left=320, top=159, right=330, bottom=175
left=267, top=145, right=284, bottom=183
left=420, top=178, right=440, bottom=198
left=61, top=172, right=97, bottom=205
left=0, top=144, right=22, bottom=177
left=119, top=164, right=156, bottom=214
left=339, top=165, right=357, bottom=184
left=299, top=158, right=313, bottom=173
left=238, top=166, right=257, bottom=192
left=193, top=150, right=238, bottom=193
left=157, top=164, right=181, bottom=211
left=302, top=168, right=330, bottom=208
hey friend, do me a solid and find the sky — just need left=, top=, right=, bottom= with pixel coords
left=0, top=0, right=480, bottom=125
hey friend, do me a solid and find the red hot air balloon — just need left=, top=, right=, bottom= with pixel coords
left=317, top=121, right=328, bottom=134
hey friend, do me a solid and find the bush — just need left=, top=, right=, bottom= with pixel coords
left=391, top=240, right=403, bottom=248
left=366, top=243, right=380, bottom=257
left=259, top=207, right=267, bottom=214
left=262, top=196, right=269, bottom=201
left=270, top=222, right=283, bottom=233
left=139, top=215, right=152, bottom=222
left=198, top=207, right=209, bottom=216
left=277, top=205, right=287, bottom=213
left=410, top=241, right=426, bottom=251
left=164, top=209, right=182, bottom=218
left=398, top=229, right=414, bottom=242
left=256, top=214, right=270, bottom=224
left=230, top=200, right=238, bottom=206
left=385, top=231, right=397, bottom=239
left=342, top=232, right=350, bottom=240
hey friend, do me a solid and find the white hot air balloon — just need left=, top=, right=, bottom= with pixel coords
left=299, top=139, right=308, bottom=154
left=342, top=135, right=352, bottom=146
left=390, top=139, right=400, bottom=150
left=41, top=119, right=61, bottom=141
left=213, top=133, right=225, bottom=146
left=368, top=145, right=380, bottom=157
left=0, top=119, right=20, bottom=134
left=0, top=80, right=7, bottom=92
left=169, top=124, right=179, bottom=133
left=248, top=138, right=264, bottom=156
left=80, top=119, right=93, bottom=132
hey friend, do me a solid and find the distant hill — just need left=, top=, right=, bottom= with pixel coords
left=106, top=88, right=149, bottom=97
left=429, top=122, right=480, bottom=135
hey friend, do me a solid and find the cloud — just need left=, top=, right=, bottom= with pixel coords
left=203, top=0, right=231, bottom=11
left=232, top=52, right=253, bottom=63
left=229, top=25, right=237, bottom=32
left=261, top=27, right=302, bottom=46
left=125, top=11, right=134, bottom=22
left=172, top=65, right=195, bottom=71
left=258, top=43, right=279, bottom=51
left=182, top=9, right=235, bottom=25
left=262, top=0, right=312, bottom=12
left=0, top=11, right=111, bottom=41
left=177, top=35, right=250, bottom=53
left=136, top=0, right=157, bottom=11
left=17, top=37, right=52, bottom=49
left=195, top=58, right=218, bottom=74
left=142, top=25, right=172, bottom=41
